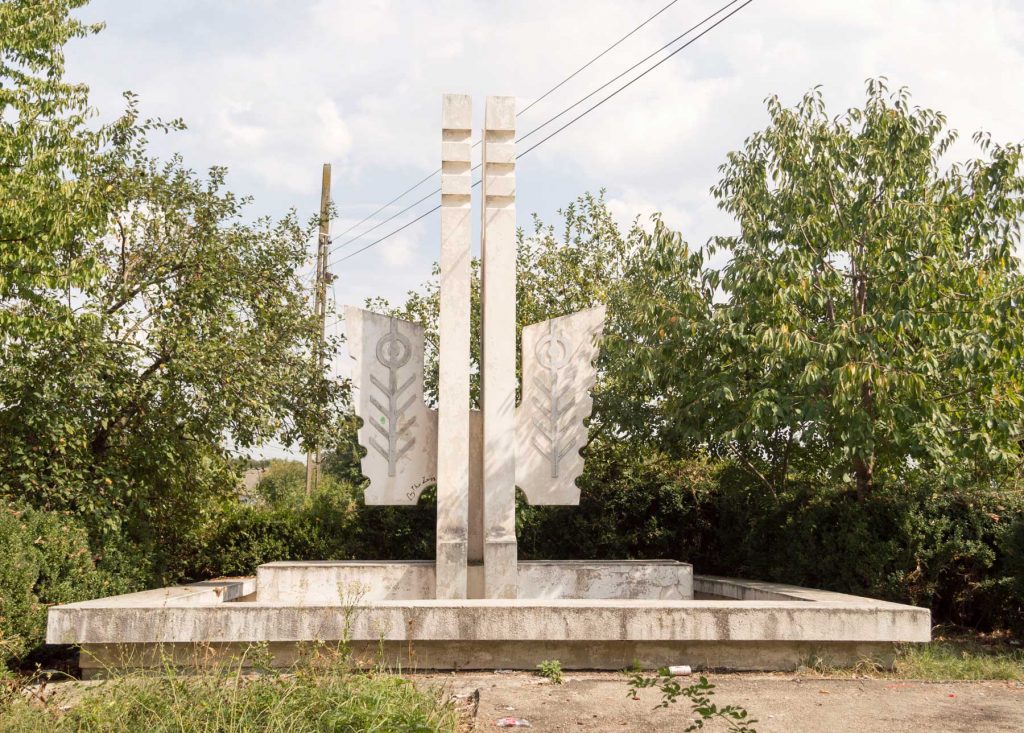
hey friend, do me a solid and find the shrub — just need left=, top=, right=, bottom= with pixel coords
left=517, top=439, right=1024, bottom=632
left=0, top=506, right=128, bottom=668
left=181, top=485, right=358, bottom=578
left=185, top=443, right=1023, bottom=633
left=705, top=469, right=1024, bottom=630
left=0, top=511, right=38, bottom=664
left=179, top=477, right=436, bottom=579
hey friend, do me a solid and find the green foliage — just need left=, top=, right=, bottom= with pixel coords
left=1004, top=515, right=1024, bottom=604
left=891, top=638, right=1024, bottom=681
left=535, top=659, right=564, bottom=684
left=255, top=459, right=311, bottom=506
left=1, top=1, right=345, bottom=588
left=627, top=670, right=757, bottom=732
left=0, top=505, right=132, bottom=667
left=627, top=79, right=1024, bottom=498
left=517, top=443, right=1024, bottom=632
left=0, top=654, right=461, bottom=732
left=179, top=464, right=435, bottom=579
left=1, top=0, right=123, bottom=341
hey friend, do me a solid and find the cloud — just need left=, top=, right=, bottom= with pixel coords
left=69, top=0, right=1024, bottom=342
left=378, top=223, right=420, bottom=267
left=65, top=0, right=1024, bottom=459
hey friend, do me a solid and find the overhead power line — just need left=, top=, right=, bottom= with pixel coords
left=334, top=203, right=440, bottom=265
left=329, top=0, right=687, bottom=254
left=331, top=177, right=480, bottom=267
left=516, top=0, right=744, bottom=146
left=518, top=0, right=755, bottom=160
left=331, top=0, right=756, bottom=265
left=331, top=169, right=438, bottom=242
left=517, top=0, right=682, bottom=117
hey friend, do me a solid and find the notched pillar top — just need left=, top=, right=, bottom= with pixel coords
left=441, top=93, right=472, bottom=200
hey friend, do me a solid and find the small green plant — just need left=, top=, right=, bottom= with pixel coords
left=535, top=659, right=564, bottom=684
left=627, top=668, right=757, bottom=732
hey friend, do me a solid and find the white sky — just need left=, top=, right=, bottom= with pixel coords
left=66, top=0, right=1024, bottom=458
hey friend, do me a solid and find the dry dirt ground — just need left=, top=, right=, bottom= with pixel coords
left=416, top=671, right=1024, bottom=732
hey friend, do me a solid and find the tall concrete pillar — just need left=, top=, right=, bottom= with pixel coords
left=480, top=96, right=518, bottom=598
left=436, top=93, right=472, bottom=599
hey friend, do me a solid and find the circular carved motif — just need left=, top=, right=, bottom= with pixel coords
left=536, top=331, right=570, bottom=370
left=376, top=327, right=412, bottom=369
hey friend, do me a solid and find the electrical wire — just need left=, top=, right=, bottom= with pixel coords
left=328, top=0, right=756, bottom=264
left=516, top=0, right=744, bottom=146
left=518, top=0, right=682, bottom=117
left=331, top=177, right=482, bottom=266
left=517, top=0, right=755, bottom=161
left=328, top=0, right=690, bottom=254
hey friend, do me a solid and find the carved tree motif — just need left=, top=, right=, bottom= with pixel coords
left=529, top=326, right=578, bottom=478
left=515, top=306, right=605, bottom=505
left=368, top=320, right=418, bottom=476
left=346, top=307, right=437, bottom=505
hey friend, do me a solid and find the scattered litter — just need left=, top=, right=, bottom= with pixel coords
left=668, top=665, right=692, bottom=676
left=948, top=694, right=956, bottom=698
left=501, top=705, right=516, bottom=711
left=495, top=717, right=532, bottom=728
left=818, top=689, right=830, bottom=695
left=493, top=669, right=514, bottom=674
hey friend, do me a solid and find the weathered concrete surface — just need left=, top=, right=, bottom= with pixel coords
left=48, top=573, right=928, bottom=672
left=257, top=560, right=692, bottom=603
left=436, top=92, right=473, bottom=599
left=75, top=640, right=900, bottom=677
left=516, top=307, right=605, bottom=505
left=345, top=307, right=437, bottom=504
left=49, top=601, right=930, bottom=645
left=341, top=93, right=608, bottom=600
left=480, top=94, right=519, bottom=600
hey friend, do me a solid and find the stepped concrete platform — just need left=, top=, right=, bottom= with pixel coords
left=47, top=561, right=929, bottom=677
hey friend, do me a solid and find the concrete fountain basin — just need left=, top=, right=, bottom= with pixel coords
left=47, top=560, right=929, bottom=676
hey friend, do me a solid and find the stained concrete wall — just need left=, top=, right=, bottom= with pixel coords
left=256, top=560, right=693, bottom=602
left=48, top=572, right=930, bottom=673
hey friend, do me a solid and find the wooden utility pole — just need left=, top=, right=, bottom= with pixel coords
left=306, top=163, right=331, bottom=497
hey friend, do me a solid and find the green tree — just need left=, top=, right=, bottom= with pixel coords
left=0, top=0, right=139, bottom=341
left=361, top=191, right=709, bottom=427
left=0, top=0, right=345, bottom=578
left=632, top=80, right=1024, bottom=498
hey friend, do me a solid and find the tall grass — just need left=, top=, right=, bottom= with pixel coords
left=893, top=638, right=1024, bottom=681
left=0, top=645, right=463, bottom=733
left=798, top=636, right=1024, bottom=681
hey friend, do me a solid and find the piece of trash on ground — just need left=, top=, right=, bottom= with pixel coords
left=668, top=665, right=692, bottom=676
left=496, top=717, right=532, bottom=728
